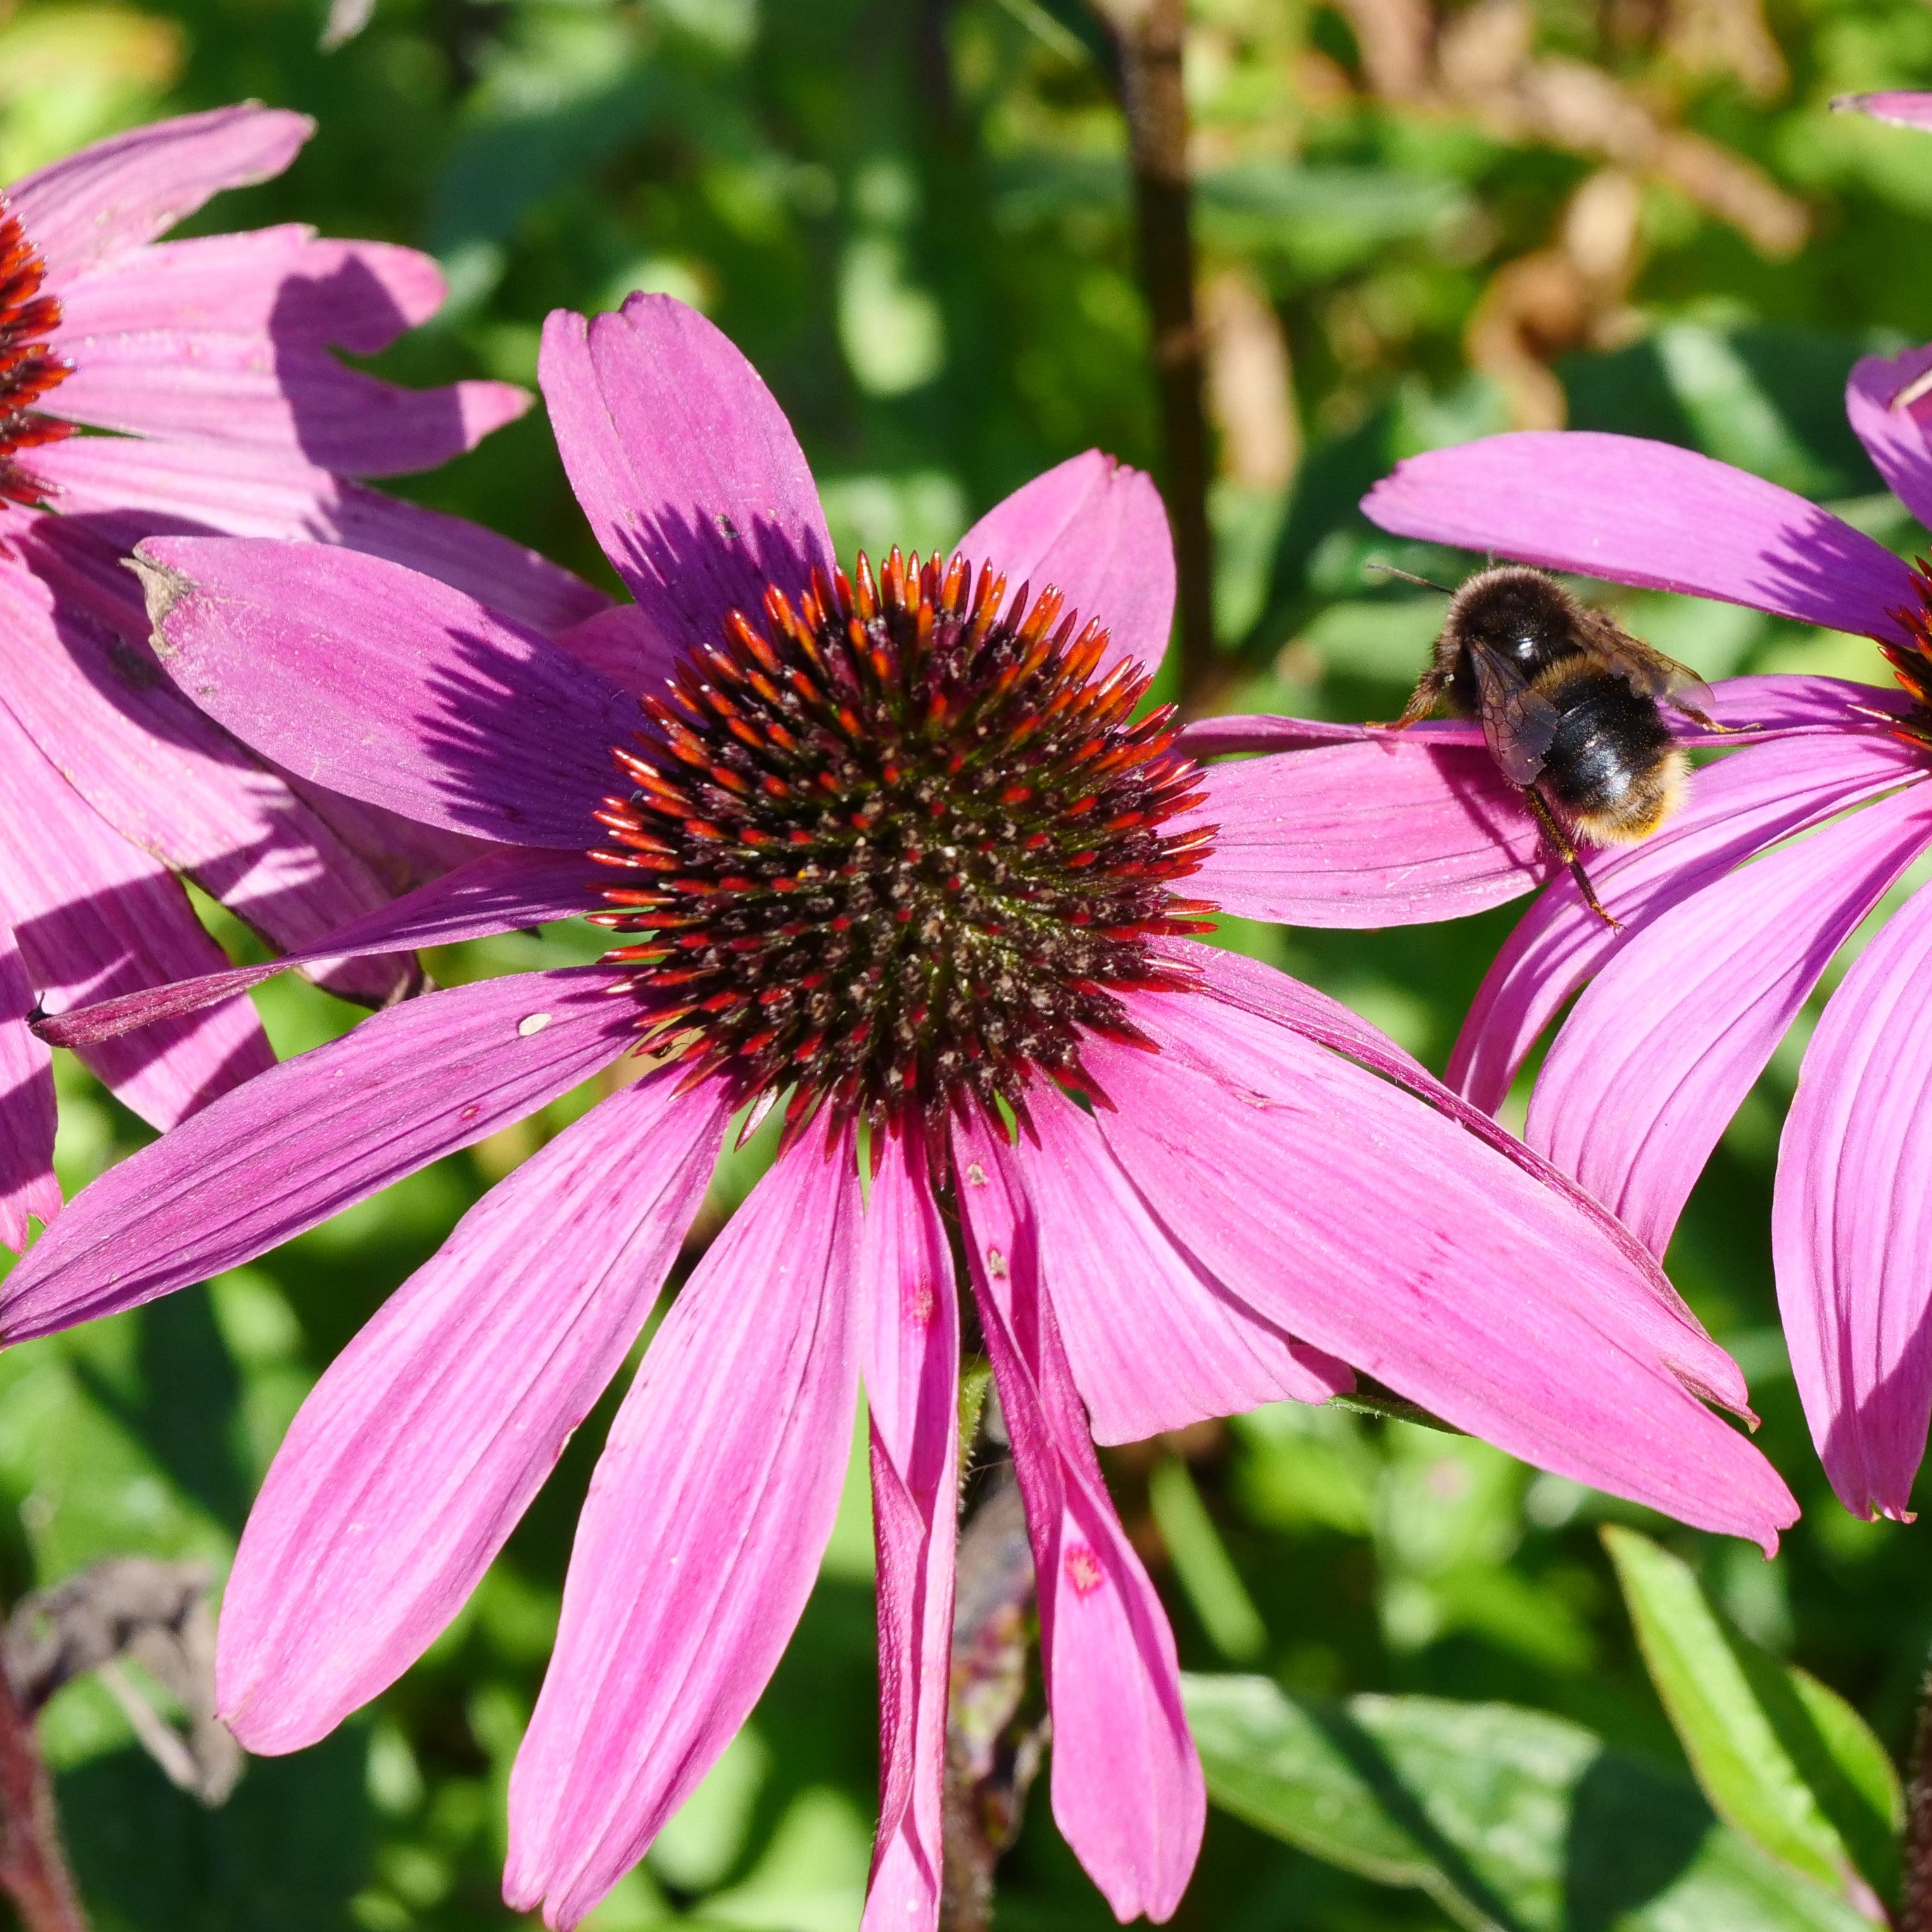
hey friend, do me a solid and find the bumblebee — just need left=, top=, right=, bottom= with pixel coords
left=1386, top=565, right=1719, bottom=928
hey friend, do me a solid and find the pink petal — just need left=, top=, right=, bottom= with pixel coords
left=54, top=227, right=446, bottom=351
left=137, top=536, right=639, bottom=849
left=1529, top=780, right=1932, bottom=1258
left=38, top=846, right=603, bottom=1050
left=1845, top=344, right=1932, bottom=533
left=987, top=1080, right=1352, bottom=1443
left=1179, top=715, right=1388, bottom=758
left=1774, top=879, right=1932, bottom=1520
left=51, top=333, right=527, bottom=477
left=220, top=1070, right=728, bottom=1752
left=0, top=529, right=410, bottom=995
left=0, top=966, right=631, bottom=1342
left=1182, top=734, right=1546, bottom=926
left=505, top=1131, right=864, bottom=1929
left=538, top=295, right=834, bottom=663
left=1451, top=730, right=1928, bottom=1113
left=0, top=921, right=58, bottom=1253
left=13, top=105, right=310, bottom=283
left=956, top=452, right=1176, bottom=680
left=1363, top=431, right=1920, bottom=643
left=1085, top=999, right=1797, bottom=1548
left=0, top=700, right=272, bottom=1130
left=860, top=1123, right=957, bottom=1932
left=1833, top=91, right=1932, bottom=129
left=1159, top=941, right=1748, bottom=1413
left=1705, top=672, right=1919, bottom=735
left=30, top=437, right=607, bottom=636
left=549, top=606, right=679, bottom=697
left=952, top=1108, right=1204, bottom=1922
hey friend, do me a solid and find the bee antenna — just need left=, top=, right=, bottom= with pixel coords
left=1364, top=560, right=1451, bottom=595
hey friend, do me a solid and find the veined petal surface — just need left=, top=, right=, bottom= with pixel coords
left=1452, top=730, right=1928, bottom=1113
left=1529, top=781, right=1932, bottom=1258
left=1776, top=879, right=1932, bottom=1521
left=506, top=1132, right=864, bottom=1928
left=1364, top=431, right=1919, bottom=643
left=860, top=1125, right=957, bottom=1932
left=1085, top=1002, right=1795, bottom=1548
left=995, top=1080, right=1352, bottom=1443
left=137, top=537, right=640, bottom=849
left=956, top=451, right=1175, bottom=681
left=219, top=1071, right=727, bottom=1752
left=539, top=294, right=834, bottom=659
left=0, top=967, right=631, bottom=1341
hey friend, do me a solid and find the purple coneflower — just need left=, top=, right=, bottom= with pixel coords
left=22, top=294, right=1795, bottom=1926
left=0, top=104, right=603, bottom=1249
left=1204, top=342, right=1932, bottom=1525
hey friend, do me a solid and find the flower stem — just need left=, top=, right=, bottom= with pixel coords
left=1097, top=0, right=1220, bottom=713
left=942, top=1470, right=1046, bottom=1931
left=0, top=1656, right=87, bottom=1932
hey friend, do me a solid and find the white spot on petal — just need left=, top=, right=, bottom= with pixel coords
left=517, top=1013, right=552, bottom=1038
left=987, top=1247, right=1007, bottom=1279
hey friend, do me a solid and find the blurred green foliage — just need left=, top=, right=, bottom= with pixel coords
left=9, top=0, right=1932, bottom=1923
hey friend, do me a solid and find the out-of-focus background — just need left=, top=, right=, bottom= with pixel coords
left=7, top=0, right=1932, bottom=1924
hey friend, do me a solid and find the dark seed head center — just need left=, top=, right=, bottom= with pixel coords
left=0, top=199, right=68, bottom=504
left=591, top=545, right=1216, bottom=1140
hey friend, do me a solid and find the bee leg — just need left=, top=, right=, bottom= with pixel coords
left=1521, top=785, right=1622, bottom=931
left=1669, top=698, right=1739, bottom=734
left=1386, top=668, right=1451, bottom=731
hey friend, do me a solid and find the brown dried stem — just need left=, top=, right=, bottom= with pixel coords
left=0, top=1657, right=85, bottom=1932
left=1904, top=1656, right=1932, bottom=1932
left=1094, top=0, right=1220, bottom=712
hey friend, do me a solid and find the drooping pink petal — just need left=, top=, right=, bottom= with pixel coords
left=0, top=700, right=272, bottom=1130
left=1834, top=91, right=1932, bottom=129
left=220, top=1070, right=728, bottom=1753
left=29, top=438, right=607, bottom=635
left=1179, top=733, right=1546, bottom=926
left=538, top=294, right=835, bottom=664
left=0, top=528, right=411, bottom=999
left=1085, top=999, right=1797, bottom=1549
left=1845, top=344, right=1932, bottom=533
left=136, top=536, right=640, bottom=849
left=0, top=921, right=58, bottom=1253
left=505, top=1131, right=864, bottom=1929
left=53, top=227, right=447, bottom=351
left=11, top=105, right=310, bottom=283
left=549, top=606, right=679, bottom=697
left=0, top=966, right=631, bottom=1342
left=51, top=334, right=527, bottom=477
left=956, top=451, right=1176, bottom=681
left=1529, top=781, right=1932, bottom=1258
left=1451, top=730, right=1929, bottom=1113
left=988, top=1080, right=1352, bottom=1442
left=38, top=846, right=604, bottom=1049
left=860, top=1122, right=957, bottom=1932
left=952, top=1108, right=1204, bottom=1923
left=1363, top=432, right=1919, bottom=643
left=1774, top=879, right=1932, bottom=1521
left=1155, top=941, right=1749, bottom=1413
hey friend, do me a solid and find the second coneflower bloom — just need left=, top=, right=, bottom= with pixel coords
left=19, top=296, right=1795, bottom=1928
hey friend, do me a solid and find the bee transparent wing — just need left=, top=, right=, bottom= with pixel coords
left=1467, top=641, right=1561, bottom=786
left=1576, top=608, right=1715, bottom=715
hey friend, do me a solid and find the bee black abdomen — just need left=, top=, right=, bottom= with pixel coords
left=1538, top=672, right=1686, bottom=845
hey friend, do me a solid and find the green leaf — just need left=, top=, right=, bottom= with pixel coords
left=1603, top=1525, right=1900, bottom=1910
left=1184, top=1674, right=1877, bottom=1932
